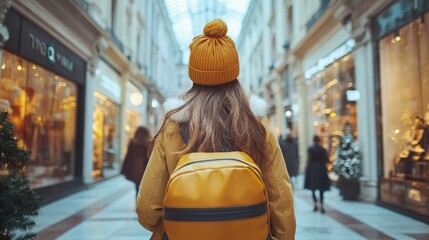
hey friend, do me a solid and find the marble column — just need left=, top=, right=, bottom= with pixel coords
left=294, top=60, right=309, bottom=173
left=83, top=37, right=109, bottom=184
left=352, top=25, right=379, bottom=201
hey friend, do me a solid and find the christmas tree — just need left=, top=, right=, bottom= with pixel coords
left=334, top=122, right=361, bottom=181
left=0, top=111, right=41, bottom=240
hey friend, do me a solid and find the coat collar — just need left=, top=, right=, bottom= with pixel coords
left=163, top=95, right=268, bottom=122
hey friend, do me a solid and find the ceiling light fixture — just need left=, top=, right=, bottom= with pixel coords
left=391, top=30, right=401, bottom=43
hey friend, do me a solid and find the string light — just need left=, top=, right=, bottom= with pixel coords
left=391, top=30, right=401, bottom=43
left=394, top=35, right=401, bottom=42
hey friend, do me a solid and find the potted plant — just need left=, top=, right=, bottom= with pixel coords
left=334, top=122, right=361, bottom=200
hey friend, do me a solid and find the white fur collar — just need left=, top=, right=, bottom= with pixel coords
left=163, top=95, right=268, bottom=122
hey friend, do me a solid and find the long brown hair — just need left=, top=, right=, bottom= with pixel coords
left=133, top=126, right=151, bottom=146
left=155, top=80, right=267, bottom=166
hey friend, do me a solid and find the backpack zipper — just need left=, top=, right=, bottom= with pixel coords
left=164, top=202, right=267, bottom=222
left=175, top=158, right=261, bottom=175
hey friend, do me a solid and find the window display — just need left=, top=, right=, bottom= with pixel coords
left=126, top=110, right=140, bottom=143
left=92, top=92, right=120, bottom=179
left=125, top=82, right=143, bottom=147
left=121, top=82, right=144, bottom=162
left=0, top=51, right=77, bottom=188
left=309, top=54, right=357, bottom=170
left=379, top=12, right=429, bottom=216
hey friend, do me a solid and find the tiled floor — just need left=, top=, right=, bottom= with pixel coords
left=34, top=176, right=429, bottom=240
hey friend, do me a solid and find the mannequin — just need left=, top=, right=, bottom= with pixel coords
left=409, top=117, right=424, bottom=146
left=408, top=116, right=426, bottom=160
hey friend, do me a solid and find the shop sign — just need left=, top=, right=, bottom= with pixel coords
left=27, top=35, right=74, bottom=72
left=95, top=61, right=122, bottom=104
left=4, top=9, right=21, bottom=53
left=18, top=18, right=86, bottom=85
left=373, top=0, right=429, bottom=40
left=304, top=39, right=355, bottom=80
left=346, top=90, right=360, bottom=102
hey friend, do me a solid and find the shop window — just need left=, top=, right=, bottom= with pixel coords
left=379, top=13, right=429, bottom=176
left=379, top=13, right=429, bottom=216
left=309, top=54, right=357, bottom=170
left=126, top=110, right=140, bottom=144
left=123, top=82, right=143, bottom=161
left=0, top=51, right=77, bottom=189
left=379, top=12, right=429, bottom=217
left=92, top=92, right=120, bottom=180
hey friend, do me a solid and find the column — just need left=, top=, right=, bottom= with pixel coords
left=141, top=87, right=149, bottom=126
left=119, top=69, right=129, bottom=162
left=83, top=60, right=97, bottom=184
left=352, top=27, right=378, bottom=201
left=295, top=62, right=309, bottom=173
left=83, top=37, right=109, bottom=184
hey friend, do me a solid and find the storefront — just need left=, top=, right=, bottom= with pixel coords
left=92, top=61, right=122, bottom=180
left=373, top=0, right=429, bottom=221
left=1, top=9, right=86, bottom=200
left=282, top=66, right=299, bottom=139
left=147, top=94, right=163, bottom=135
left=125, top=81, right=145, bottom=144
left=305, top=39, right=357, bottom=171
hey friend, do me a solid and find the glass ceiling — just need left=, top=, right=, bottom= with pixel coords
left=165, top=0, right=251, bottom=63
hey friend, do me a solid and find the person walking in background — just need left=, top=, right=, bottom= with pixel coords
left=304, top=135, right=331, bottom=213
left=279, top=133, right=299, bottom=188
left=121, top=126, right=151, bottom=196
left=136, top=19, right=295, bottom=240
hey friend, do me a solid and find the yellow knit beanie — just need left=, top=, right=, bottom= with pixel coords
left=188, top=19, right=239, bottom=86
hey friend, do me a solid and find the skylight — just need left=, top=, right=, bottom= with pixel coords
left=165, top=0, right=251, bottom=63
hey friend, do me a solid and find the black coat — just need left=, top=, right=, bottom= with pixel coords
left=304, top=145, right=331, bottom=191
left=121, top=140, right=149, bottom=185
left=279, top=139, right=299, bottom=177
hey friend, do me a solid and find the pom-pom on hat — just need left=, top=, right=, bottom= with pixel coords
left=188, top=19, right=239, bottom=86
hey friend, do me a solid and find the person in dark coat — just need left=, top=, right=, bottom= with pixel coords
left=121, top=126, right=151, bottom=196
left=279, top=133, right=299, bottom=187
left=304, top=135, right=331, bottom=213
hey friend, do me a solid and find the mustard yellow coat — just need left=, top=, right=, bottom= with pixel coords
left=136, top=118, right=296, bottom=240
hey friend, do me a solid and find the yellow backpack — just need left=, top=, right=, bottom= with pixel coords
left=162, top=151, right=270, bottom=240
